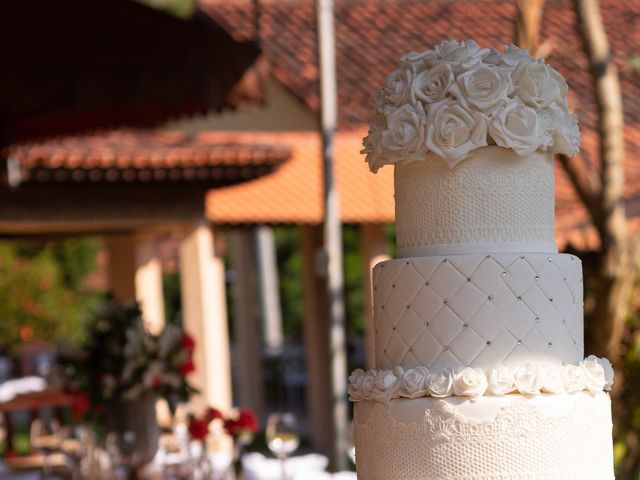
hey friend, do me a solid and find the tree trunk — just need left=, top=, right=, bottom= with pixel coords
left=575, top=0, right=630, bottom=361
left=518, top=2, right=636, bottom=475
left=516, top=0, right=545, bottom=53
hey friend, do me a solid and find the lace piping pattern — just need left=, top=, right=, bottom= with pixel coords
left=354, top=396, right=614, bottom=479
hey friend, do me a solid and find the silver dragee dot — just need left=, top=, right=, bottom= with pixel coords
left=501, top=272, right=508, bottom=277
left=463, top=323, right=469, bottom=329
left=535, top=275, right=540, bottom=281
left=488, top=295, right=493, bottom=301
left=548, top=342, right=553, bottom=346
left=467, top=277, right=472, bottom=282
left=443, top=346, right=448, bottom=351
left=486, top=341, right=491, bottom=345
left=517, top=340, right=522, bottom=345
left=535, top=317, right=540, bottom=322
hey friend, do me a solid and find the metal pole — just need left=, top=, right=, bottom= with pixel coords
left=316, top=0, right=348, bottom=471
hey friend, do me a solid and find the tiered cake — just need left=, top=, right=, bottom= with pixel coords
left=349, top=40, right=615, bottom=479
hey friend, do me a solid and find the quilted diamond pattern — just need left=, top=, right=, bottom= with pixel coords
left=373, top=253, right=584, bottom=370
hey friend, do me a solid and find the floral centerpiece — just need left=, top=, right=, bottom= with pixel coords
left=58, top=300, right=197, bottom=421
left=362, top=39, right=580, bottom=172
left=187, top=406, right=259, bottom=477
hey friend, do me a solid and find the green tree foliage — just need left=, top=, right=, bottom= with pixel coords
left=0, top=238, right=103, bottom=350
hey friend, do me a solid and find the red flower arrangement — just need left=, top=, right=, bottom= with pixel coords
left=188, top=406, right=259, bottom=444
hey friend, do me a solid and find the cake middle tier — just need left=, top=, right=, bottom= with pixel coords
left=373, top=253, right=583, bottom=370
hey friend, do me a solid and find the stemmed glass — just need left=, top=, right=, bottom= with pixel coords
left=30, top=416, right=62, bottom=479
left=266, top=413, right=299, bottom=480
left=60, top=425, right=91, bottom=480
left=106, top=429, right=145, bottom=480
left=347, top=422, right=356, bottom=466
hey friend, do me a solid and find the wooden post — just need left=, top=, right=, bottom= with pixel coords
left=106, top=233, right=166, bottom=334
left=317, top=0, right=349, bottom=469
left=135, top=235, right=166, bottom=335
left=301, top=225, right=333, bottom=456
left=360, top=224, right=390, bottom=369
left=106, top=234, right=137, bottom=303
left=255, top=225, right=284, bottom=353
left=179, top=222, right=232, bottom=409
left=230, top=227, right=264, bottom=415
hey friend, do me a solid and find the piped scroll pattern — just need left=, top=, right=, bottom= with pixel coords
left=354, top=397, right=614, bottom=479
left=374, top=253, right=584, bottom=370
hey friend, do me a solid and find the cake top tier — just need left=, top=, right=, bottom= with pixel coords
left=361, top=40, right=580, bottom=173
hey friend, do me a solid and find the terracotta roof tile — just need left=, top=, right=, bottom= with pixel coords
left=201, top=0, right=640, bottom=248
left=200, top=0, right=640, bottom=131
left=6, top=130, right=290, bottom=184
left=206, top=131, right=394, bottom=224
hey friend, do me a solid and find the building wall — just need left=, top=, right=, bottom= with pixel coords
left=167, top=77, right=318, bottom=131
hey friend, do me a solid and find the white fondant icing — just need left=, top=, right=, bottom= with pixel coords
left=354, top=392, right=614, bottom=479
left=373, top=253, right=584, bottom=370
left=394, top=147, right=556, bottom=253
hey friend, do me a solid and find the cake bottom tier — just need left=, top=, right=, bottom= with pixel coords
left=354, top=392, right=614, bottom=480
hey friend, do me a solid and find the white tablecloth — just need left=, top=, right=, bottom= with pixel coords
left=242, top=452, right=356, bottom=480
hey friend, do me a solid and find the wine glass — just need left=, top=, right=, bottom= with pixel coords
left=30, top=416, right=62, bottom=479
left=266, top=413, right=299, bottom=480
left=106, top=429, right=145, bottom=480
left=60, top=424, right=91, bottom=480
left=347, top=422, right=356, bottom=466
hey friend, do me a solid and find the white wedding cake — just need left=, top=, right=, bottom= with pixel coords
left=349, top=40, right=615, bottom=479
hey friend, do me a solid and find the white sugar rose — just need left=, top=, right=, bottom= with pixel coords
left=361, top=113, right=388, bottom=173
left=372, top=369, right=400, bottom=402
left=493, top=44, right=540, bottom=68
left=486, top=365, right=515, bottom=395
left=453, top=367, right=488, bottom=397
left=586, top=355, right=614, bottom=391
left=513, top=61, right=568, bottom=109
left=359, top=370, right=378, bottom=399
left=564, top=364, right=587, bottom=393
left=426, top=99, right=488, bottom=167
left=348, top=369, right=367, bottom=401
left=411, top=63, right=454, bottom=104
left=454, top=65, right=513, bottom=113
left=550, top=107, right=580, bottom=156
left=381, top=103, right=428, bottom=162
left=435, top=39, right=487, bottom=72
left=427, top=371, right=454, bottom=398
left=539, top=365, right=566, bottom=394
left=382, top=68, right=414, bottom=107
left=401, top=50, right=438, bottom=73
left=489, top=98, right=544, bottom=156
left=580, top=358, right=606, bottom=393
left=514, top=364, right=542, bottom=395
left=400, top=366, right=430, bottom=399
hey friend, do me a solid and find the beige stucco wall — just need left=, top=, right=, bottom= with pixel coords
left=167, top=77, right=318, bottom=131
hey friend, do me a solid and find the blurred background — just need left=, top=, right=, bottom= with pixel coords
left=0, top=0, right=639, bottom=478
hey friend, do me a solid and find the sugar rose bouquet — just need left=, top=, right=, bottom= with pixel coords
left=362, top=39, right=580, bottom=172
